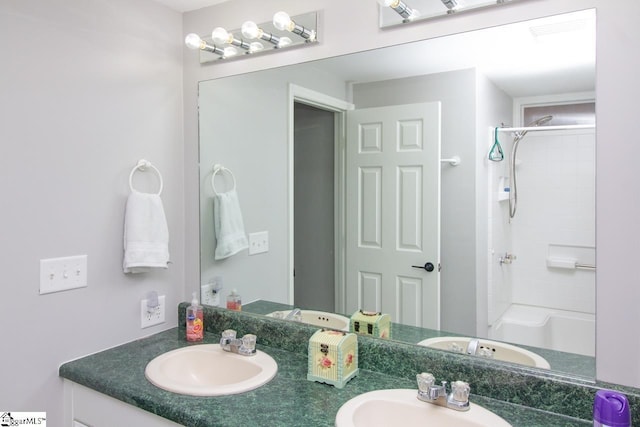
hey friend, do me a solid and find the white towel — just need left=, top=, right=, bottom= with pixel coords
left=123, top=192, right=170, bottom=273
left=213, top=189, right=248, bottom=260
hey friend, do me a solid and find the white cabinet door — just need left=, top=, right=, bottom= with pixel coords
left=66, top=381, right=182, bottom=427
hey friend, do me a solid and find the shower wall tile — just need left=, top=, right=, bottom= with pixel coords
left=510, top=130, right=596, bottom=313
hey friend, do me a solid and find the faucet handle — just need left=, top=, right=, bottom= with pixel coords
left=450, top=380, right=470, bottom=403
left=240, top=334, right=257, bottom=355
left=416, top=372, right=435, bottom=392
left=220, top=329, right=237, bottom=347
left=221, top=329, right=237, bottom=339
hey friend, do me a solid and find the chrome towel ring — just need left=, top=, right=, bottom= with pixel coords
left=129, top=159, right=163, bottom=195
left=211, top=164, right=236, bottom=194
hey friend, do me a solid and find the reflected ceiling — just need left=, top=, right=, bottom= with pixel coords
left=309, top=10, right=595, bottom=97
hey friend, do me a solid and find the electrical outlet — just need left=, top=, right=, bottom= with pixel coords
left=39, top=255, right=88, bottom=295
left=201, top=284, right=221, bottom=306
left=249, top=231, right=269, bottom=255
left=141, top=295, right=165, bottom=329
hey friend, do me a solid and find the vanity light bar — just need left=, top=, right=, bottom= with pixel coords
left=273, top=11, right=316, bottom=42
left=241, top=21, right=292, bottom=49
left=211, top=27, right=251, bottom=50
left=184, top=33, right=223, bottom=55
left=377, top=0, right=420, bottom=21
left=185, top=11, right=318, bottom=63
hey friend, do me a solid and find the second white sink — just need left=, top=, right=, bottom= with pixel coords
left=266, top=309, right=350, bottom=331
left=417, top=336, right=550, bottom=369
left=336, top=389, right=511, bottom=427
left=145, top=344, right=277, bottom=396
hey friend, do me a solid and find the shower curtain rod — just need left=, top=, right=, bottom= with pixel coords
left=497, top=124, right=595, bottom=133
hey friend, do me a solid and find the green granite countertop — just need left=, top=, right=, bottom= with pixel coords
left=60, top=327, right=590, bottom=426
left=243, top=300, right=595, bottom=379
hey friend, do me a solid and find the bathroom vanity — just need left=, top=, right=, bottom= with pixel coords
left=60, top=304, right=638, bottom=426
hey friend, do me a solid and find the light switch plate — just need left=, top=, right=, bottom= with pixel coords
left=249, top=231, right=269, bottom=255
left=39, top=255, right=88, bottom=295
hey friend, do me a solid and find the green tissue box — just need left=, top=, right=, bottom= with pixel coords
left=307, top=329, right=358, bottom=388
left=350, top=310, right=391, bottom=339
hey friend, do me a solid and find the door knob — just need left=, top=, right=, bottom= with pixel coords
left=412, top=262, right=435, bottom=272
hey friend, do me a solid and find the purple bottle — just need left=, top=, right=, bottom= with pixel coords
left=593, top=389, right=631, bottom=427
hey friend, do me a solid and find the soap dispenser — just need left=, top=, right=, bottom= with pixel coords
left=186, top=292, right=204, bottom=342
left=226, top=289, right=242, bottom=311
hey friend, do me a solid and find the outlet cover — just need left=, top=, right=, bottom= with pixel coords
left=201, top=284, right=221, bottom=306
left=39, top=255, right=88, bottom=295
left=141, top=295, right=166, bottom=328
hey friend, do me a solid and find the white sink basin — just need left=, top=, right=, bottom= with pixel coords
left=417, top=336, right=550, bottom=369
left=336, top=389, right=511, bottom=427
left=266, top=309, right=350, bottom=331
left=145, top=344, right=277, bottom=396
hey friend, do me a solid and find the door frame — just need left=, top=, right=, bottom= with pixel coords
left=287, top=84, right=354, bottom=313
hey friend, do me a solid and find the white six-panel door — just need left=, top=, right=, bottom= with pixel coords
left=345, top=102, right=441, bottom=329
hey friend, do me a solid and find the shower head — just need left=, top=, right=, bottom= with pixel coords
left=509, top=114, right=554, bottom=220
left=515, top=115, right=553, bottom=140
left=527, top=115, right=553, bottom=127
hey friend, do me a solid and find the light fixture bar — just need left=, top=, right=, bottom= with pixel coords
left=241, top=21, right=292, bottom=49
left=377, top=0, right=420, bottom=21
left=273, top=12, right=316, bottom=41
left=212, top=27, right=251, bottom=50
left=185, top=11, right=318, bottom=64
left=184, top=33, right=225, bottom=56
left=441, top=0, right=460, bottom=13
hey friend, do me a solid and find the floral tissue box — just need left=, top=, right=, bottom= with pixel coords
left=307, top=329, right=358, bottom=388
left=350, top=310, right=391, bottom=339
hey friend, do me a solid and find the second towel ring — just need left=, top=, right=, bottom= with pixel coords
left=211, top=164, right=236, bottom=194
left=129, top=159, right=163, bottom=195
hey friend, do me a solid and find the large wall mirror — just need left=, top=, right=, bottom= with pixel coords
left=199, top=9, right=596, bottom=380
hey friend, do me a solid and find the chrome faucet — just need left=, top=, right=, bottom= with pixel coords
left=416, top=373, right=470, bottom=411
left=284, top=308, right=302, bottom=322
left=466, top=338, right=479, bottom=355
left=498, top=252, right=517, bottom=265
left=219, top=329, right=257, bottom=356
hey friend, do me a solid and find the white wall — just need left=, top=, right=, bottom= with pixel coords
left=184, top=0, right=640, bottom=388
left=0, top=1, right=184, bottom=424
left=476, top=72, right=514, bottom=336
left=198, top=65, right=347, bottom=305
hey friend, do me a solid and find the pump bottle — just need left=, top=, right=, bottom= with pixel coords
left=226, top=289, right=242, bottom=311
left=186, top=292, right=204, bottom=342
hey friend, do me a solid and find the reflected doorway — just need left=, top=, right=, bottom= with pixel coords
left=293, top=102, right=335, bottom=312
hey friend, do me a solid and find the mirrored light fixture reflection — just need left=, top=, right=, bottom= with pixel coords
left=441, top=0, right=461, bottom=13
left=241, top=21, right=292, bottom=48
left=377, top=0, right=420, bottom=21
left=273, top=11, right=317, bottom=41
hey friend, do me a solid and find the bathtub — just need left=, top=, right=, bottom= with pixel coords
left=488, top=304, right=595, bottom=357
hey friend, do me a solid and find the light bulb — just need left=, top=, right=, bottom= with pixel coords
left=377, top=0, right=400, bottom=7
left=273, top=11, right=293, bottom=31
left=249, top=42, right=264, bottom=53
left=184, top=33, right=203, bottom=50
left=278, top=37, right=292, bottom=48
left=211, top=27, right=231, bottom=44
left=223, top=46, right=238, bottom=58
left=241, top=21, right=261, bottom=39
